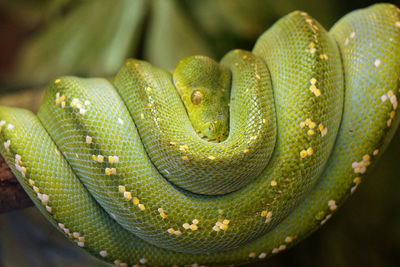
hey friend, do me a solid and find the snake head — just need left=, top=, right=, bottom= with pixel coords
left=173, top=55, right=231, bottom=143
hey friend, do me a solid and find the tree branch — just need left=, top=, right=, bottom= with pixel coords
left=0, top=155, right=33, bottom=212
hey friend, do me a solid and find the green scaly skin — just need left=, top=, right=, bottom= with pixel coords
left=0, top=3, right=399, bottom=266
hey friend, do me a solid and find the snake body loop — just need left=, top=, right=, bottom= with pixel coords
left=0, top=3, right=399, bottom=266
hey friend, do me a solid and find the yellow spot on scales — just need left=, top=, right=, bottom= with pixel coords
left=328, top=200, right=337, bottom=211
left=167, top=228, right=181, bottom=235
left=320, top=54, right=329, bottom=60
left=4, top=140, right=10, bottom=152
left=97, top=155, right=104, bottom=163
left=123, top=191, right=132, bottom=201
left=213, top=218, right=230, bottom=231
left=362, top=155, right=370, bottom=161
left=351, top=177, right=362, bottom=194
left=352, top=154, right=371, bottom=174
left=320, top=214, right=332, bottom=225
left=107, top=155, right=119, bottom=163
left=105, top=168, right=116, bottom=175
left=308, top=121, right=315, bottom=129
left=285, top=236, right=293, bottom=243
left=309, top=83, right=321, bottom=96
left=261, top=210, right=273, bottom=223
left=133, top=197, right=140, bottom=206
left=99, top=250, right=107, bottom=257
left=261, top=210, right=267, bottom=217
left=179, top=145, right=188, bottom=151
left=259, top=252, right=267, bottom=259
left=85, top=136, right=92, bottom=144
left=174, top=230, right=182, bottom=236
left=212, top=225, right=220, bottom=232
left=272, top=248, right=279, bottom=254
left=158, top=208, right=167, bottom=219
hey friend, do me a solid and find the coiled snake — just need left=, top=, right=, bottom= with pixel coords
left=1, top=3, right=399, bottom=266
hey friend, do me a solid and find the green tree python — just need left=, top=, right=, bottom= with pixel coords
left=1, top=3, right=399, bottom=266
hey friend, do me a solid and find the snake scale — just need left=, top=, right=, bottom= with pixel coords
left=1, top=3, right=400, bottom=266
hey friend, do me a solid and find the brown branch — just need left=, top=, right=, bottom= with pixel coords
left=0, top=155, right=33, bottom=212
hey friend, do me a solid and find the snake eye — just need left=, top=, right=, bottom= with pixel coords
left=191, top=90, right=203, bottom=105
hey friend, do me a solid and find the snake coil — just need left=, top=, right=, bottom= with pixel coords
left=0, top=3, right=399, bottom=266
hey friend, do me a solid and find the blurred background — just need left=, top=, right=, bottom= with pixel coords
left=0, top=0, right=399, bottom=266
